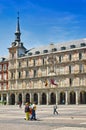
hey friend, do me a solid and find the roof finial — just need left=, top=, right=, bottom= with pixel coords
left=15, top=12, right=21, bottom=42
left=17, top=11, right=19, bottom=18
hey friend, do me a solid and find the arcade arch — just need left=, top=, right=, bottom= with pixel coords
left=70, top=91, right=76, bottom=104
left=50, top=92, right=56, bottom=104
left=60, top=92, right=65, bottom=104
left=26, top=93, right=30, bottom=103
left=80, top=91, right=86, bottom=104
left=34, top=93, right=38, bottom=104
left=42, top=93, right=46, bottom=104
left=10, top=93, right=15, bottom=105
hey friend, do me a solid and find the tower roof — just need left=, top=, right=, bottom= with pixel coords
left=15, top=12, right=21, bottom=42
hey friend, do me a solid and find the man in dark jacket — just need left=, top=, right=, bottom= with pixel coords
left=25, top=103, right=30, bottom=120
left=53, top=105, right=58, bottom=115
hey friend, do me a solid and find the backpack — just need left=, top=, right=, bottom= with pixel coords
left=25, top=106, right=29, bottom=112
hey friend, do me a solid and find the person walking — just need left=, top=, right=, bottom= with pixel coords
left=24, top=103, right=30, bottom=120
left=30, top=102, right=37, bottom=120
left=53, top=105, right=58, bottom=115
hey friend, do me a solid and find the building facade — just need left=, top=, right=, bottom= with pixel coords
left=0, top=16, right=86, bottom=105
left=0, top=57, right=8, bottom=104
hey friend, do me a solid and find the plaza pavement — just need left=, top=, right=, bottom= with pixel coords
left=0, top=105, right=86, bottom=130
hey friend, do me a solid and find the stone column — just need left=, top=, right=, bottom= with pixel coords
left=6, top=93, right=9, bottom=105
left=15, top=92, right=18, bottom=105
left=47, top=92, right=49, bottom=105
left=38, top=92, right=40, bottom=105
left=76, top=90, right=78, bottom=105
left=49, top=92, right=51, bottom=104
left=30, top=93, right=32, bottom=103
left=22, top=92, right=25, bottom=105
left=65, top=91, right=68, bottom=105
left=56, top=91, right=58, bottom=105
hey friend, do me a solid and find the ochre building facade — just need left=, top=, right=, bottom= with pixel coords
left=0, top=17, right=86, bottom=105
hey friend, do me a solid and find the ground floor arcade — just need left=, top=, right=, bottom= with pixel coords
left=0, top=87, right=86, bottom=105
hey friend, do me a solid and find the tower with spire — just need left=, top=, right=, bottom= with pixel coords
left=8, top=13, right=27, bottom=93
left=8, top=13, right=27, bottom=58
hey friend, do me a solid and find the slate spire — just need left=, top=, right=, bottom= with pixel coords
left=15, top=12, right=21, bottom=42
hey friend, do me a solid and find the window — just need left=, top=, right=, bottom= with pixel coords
left=19, top=62, right=21, bottom=67
left=80, top=43, right=86, bottom=47
left=27, top=60, right=28, bottom=67
left=34, top=70, right=36, bottom=77
left=43, top=50, right=48, bottom=53
left=19, top=72, right=21, bottom=78
left=79, top=52, right=82, bottom=60
left=3, top=83, right=6, bottom=90
left=59, top=56, right=61, bottom=62
left=79, top=64, right=84, bottom=73
left=43, top=58, right=44, bottom=65
left=28, top=52, right=32, bottom=56
left=26, top=71, right=29, bottom=77
left=52, top=48, right=57, bottom=52
left=69, top=54, right=71, bottom=61
left=11, top=72, right=13, bottom=79
left=34, top=59, right=35, bottom=66
left=35, top=51, right=40, bottom=54
left=3, top=64, right=7, bottom=70
left=3, top=73, right=7, bottom=80
left=61, top=46, right=66, bottom=50
left=70, top=45, right=76, bottom=49
left=69, top=78, right=72, bottom=86
left=69, top=65, right=71, bottom=73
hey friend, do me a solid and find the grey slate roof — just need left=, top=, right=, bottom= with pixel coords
left=25, top=38, right=86, bottom=56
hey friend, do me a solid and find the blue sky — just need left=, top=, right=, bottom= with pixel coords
left=0, top=0, right=86, bottom=56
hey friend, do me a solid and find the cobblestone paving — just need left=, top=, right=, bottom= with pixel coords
left=0, top=105, right=86, bottom=130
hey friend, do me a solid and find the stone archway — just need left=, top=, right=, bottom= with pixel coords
left=70, top=91, right=76, bottom=104
left=80, top=91, right=86, bottom=104
left=26, top=93, right=30, bottom=103
left=42, top=93, right=46, bottom=105
left=34, top=93, right=38, bottom=104
left=50, top=92, right=56, bottom=105
left=60, top=92, right=65, bottom=104
left=18, top=93, right=22, bottom=104
left=10, top=93, right=15, bottom=105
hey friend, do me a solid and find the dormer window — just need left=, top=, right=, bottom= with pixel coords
left=80, top=43, right=86, bottom=47
left=70, top=45, right=76, bottom=49
left=20, top=54, right=25, bottom=57
left=43, top=50, right=48, bottom=53
left=52, top=48, right=57, bottom=52
left=61, top=46, right=66, bottom=50
left=28, top=52, right=32, bottom=56
left=35, top=51, right=40, bottom=54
